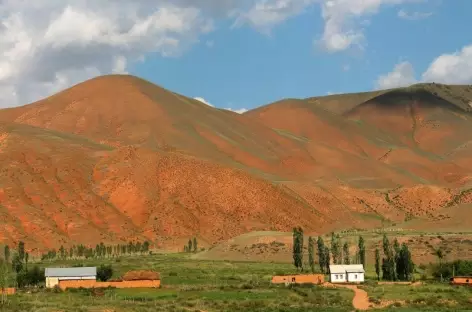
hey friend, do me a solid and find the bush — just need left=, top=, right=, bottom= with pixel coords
left=97, top=264, right=113, bottom=282
left=16, top=266, right=45, bottom=288
left=431, top=260, right=472, bottom=280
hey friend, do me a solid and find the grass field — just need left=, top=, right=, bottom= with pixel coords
left=1, top=253, right=471, bottom=311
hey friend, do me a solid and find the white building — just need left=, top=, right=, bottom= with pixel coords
left=329, top=264, right=365, bottom=283
left=45, top=267, right=97, bottom=288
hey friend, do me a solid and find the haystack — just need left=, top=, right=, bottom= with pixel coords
left=122, top=270, right=160, bottom=281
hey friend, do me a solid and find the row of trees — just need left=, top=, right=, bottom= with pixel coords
left=293, top=228, right=415, bottom=281
left=41, top=240, right=151, bottom=261
left=184, top=237, right=198, bottom=253
left=1, top=241, right=45, bottom=296
left=292, top=228, right=367, bottom=273
left=374, top=234, right=414, bottom=281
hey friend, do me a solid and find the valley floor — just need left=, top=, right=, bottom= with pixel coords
left=1, top=254, right=471, bottom=312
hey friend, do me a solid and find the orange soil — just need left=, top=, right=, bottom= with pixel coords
left=0, top=75, right=472, bottom=250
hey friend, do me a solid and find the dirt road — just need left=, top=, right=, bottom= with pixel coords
left=323, top=283, right=370, bottom=310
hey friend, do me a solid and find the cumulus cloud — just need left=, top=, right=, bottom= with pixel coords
left=397, top=9, right=432, bottom=20
left=0, top=0, right=432, bottom=107
left=422, top=45, right=472, bottom=84
left=376, top=44, right=472, bottom=89
left=317, top=0, right=417, bottom=52
left=376, top=61, right=417, bottom=89
left=0, top=1, right=225, bottom=107
left=0, top=0, right=323, bottom=107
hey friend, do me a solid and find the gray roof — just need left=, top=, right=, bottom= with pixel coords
left=329, top=264, right=365, bottom=274
left=45, top=267, right=97, bottom=277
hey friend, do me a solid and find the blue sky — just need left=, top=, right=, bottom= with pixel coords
left=131, top=1, right=472, bottom=112
left=1, top=1, right=471, bottom=110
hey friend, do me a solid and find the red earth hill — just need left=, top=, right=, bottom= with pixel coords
left=1, top=75, right=472, bottom=251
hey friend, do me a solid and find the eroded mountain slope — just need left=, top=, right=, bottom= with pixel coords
left=1, top=76, right=472, bottom=250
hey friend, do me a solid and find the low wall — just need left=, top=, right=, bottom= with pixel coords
left=59, top=280, right=160, bottom=290
left=1, top=288, right=16, bottom=295
left=272, top=274, right=324, bottom=284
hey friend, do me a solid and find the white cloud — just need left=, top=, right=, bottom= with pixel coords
left=0, top=0, right=434, bottom=108
left=317, top=0, right=417, bottom=52
left=0, top=0, right=324, bottom=107
left=376, top=43, right=472, bottom=89
left=232, top=0, right=315, bottom=34
left=422, top=45, right=472, bottom=84
left=194, top=97, right=214, bottom=107
left=376, top=61, right=417, bottom=89
left=397, top=9, right=432, bottom=20
left=225, top=107, right=248, bottom=114
left=0, top=1, right=239, bottom=107
left=194, top=97, right=247, bottom=113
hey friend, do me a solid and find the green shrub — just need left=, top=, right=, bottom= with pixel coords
left=97, top=264, right=113, bottom=282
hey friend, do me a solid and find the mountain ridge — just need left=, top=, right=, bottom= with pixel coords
left=1, top=74, right=472, bottom=251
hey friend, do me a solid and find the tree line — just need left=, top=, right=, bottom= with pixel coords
left=1, top=241, right=45, bottom=293
left=374, top=234, right=414, bottom=281
left=41, top=240, right=151, bottom=261
left=183, top=237, right=198, bottom=253
left=292, top=228, right=366, bottom=273
left=293, top=228, right=415, bottom=281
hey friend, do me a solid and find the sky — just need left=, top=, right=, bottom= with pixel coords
left=0, top=0, right=471, bottom=113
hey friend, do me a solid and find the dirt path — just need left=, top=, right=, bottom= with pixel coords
left=324, top=283, right=370, bottom=310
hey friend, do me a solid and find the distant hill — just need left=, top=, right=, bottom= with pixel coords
left=1, top=75, right=472, bottom=250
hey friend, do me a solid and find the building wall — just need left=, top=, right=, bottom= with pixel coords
left=330, top=273, right=347, bottom=283
left=451, top=277, right=472, bottom=285
left=46, top=277, right=59, bottom=288
left=1, top=288, right=15, bottom=295
left=58, top=279, right=161, bottom=290
left=46, top=276, right=96, bottom=288
left=271, top=274, right=324, bottom=285
left=347, top=273, right=364, bottom=283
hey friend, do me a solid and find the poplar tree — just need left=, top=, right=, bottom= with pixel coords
left=18, top=242, right=25, bottom=262
left=358, top=236, right=366, bottom=266
left=382, top=234, right=396, bottom=281
left=142, top=241, right=150, bottom=253
left=317, top=237, right=326, bottom=273
left=188, top=239, right=192, bottom=253
left=308, top=236, right=315, bottom=273
left=343, top=242, right=350, bottom=265
left=398, top=243, right=414, bottom=281
left=393, top=238, right=401, bottom=279
left=292, top=227, right=303, bottom=271
left=3, top=246, right=9, bottom=263
left=324, top=246, right=331, bottom=273
left=193, top=237, right=198, bottom=253
left=331, top=233, right=341, bottom=264
left=375, top=248, right=381, bottom=281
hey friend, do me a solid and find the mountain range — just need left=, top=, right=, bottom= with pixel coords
left=1, top=75, right=472, bottom=252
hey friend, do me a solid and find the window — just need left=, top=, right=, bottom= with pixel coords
left=355, top=274, right=358, bottom=279
left=340, top=274, right=343, bottom=279
left=335, top=275, right=339, bottom=279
